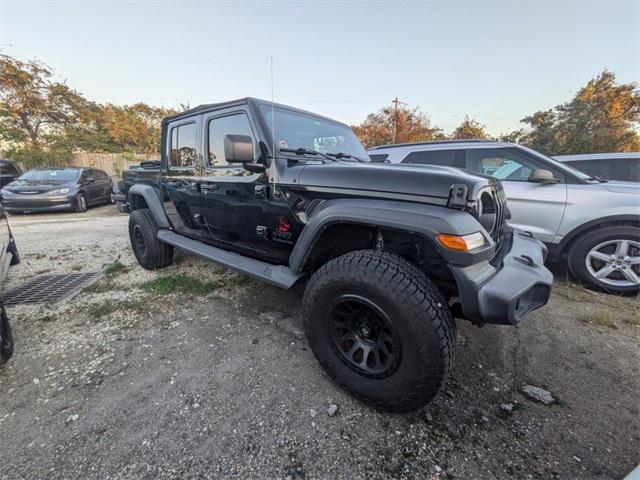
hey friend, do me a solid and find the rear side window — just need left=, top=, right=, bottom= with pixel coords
left=170, top=123, right=198, bottom=168
left=401, top=150, right=455, bottom=166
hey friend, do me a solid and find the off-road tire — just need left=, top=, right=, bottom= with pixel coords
left=0, top=303, right=14, bottom=365
left=74, top=193, right=88, bottom=213
left=303, top=250, right=456, bottom=412
left=129, top=208, right=174, bottom=270
left=568, top=225, right=640, bottom=295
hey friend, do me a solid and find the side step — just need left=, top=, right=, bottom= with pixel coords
left=157, top=230, right=302, bottom=289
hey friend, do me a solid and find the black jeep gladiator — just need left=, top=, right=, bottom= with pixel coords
left=126, top=98, right=553, bottom=412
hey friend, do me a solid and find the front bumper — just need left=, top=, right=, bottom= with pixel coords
left=2, top=194, right=75, bottom=213
left=450, top=229, right=553, bottom=325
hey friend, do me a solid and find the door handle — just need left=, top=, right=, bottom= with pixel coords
left=201, top=183, right=219, bottom=192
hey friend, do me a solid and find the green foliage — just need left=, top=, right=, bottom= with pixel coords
left=516, top=70, right=640, bottom=154
left=102, top=258, right=127, bottom=276
left=5, top=144, right=73, bottom=169
left=143, top=274, right=216, bottom=295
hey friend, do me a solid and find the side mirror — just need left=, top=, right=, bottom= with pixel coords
left=223, top=134, right=254, bottom=163
left=86, top=177, right=96, bottom=183
left=528, top=169, right=559, bottom=184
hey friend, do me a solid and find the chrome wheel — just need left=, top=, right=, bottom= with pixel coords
left=585, top=239, right=640, bottom=287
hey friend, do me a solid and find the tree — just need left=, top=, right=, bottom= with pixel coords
left=352, top=104, right=443, bottom=148
left=99, top=103, right=176, bottom=154
left=513, top=71, right=640, bottom=154
left=452, top=116, right=490, bottom=139
left=0, top=54, right=88, bottom=147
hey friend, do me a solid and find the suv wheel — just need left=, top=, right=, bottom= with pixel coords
left=568, top=225, right=640, bottom=295
left=0, top=303, right=14, bottom=365
left=129, top=208, right=174, bottom=270
left=75, top=193, right=88, bottom=213
left=303, top=250, right=456, bottom=412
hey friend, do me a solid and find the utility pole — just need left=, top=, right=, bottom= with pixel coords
left=391, top=97, right=407, bottom=143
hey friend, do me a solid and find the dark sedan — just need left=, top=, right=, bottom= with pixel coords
left=0, top=167, right=113, bottom=214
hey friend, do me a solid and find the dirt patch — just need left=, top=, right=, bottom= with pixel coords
left=1, top=206, right=639, bottom=479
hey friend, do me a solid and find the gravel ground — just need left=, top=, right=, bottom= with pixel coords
left=1, top=206, right=639, bottom=479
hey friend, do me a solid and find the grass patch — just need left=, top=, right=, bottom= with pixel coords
left=143, top=274, right=216, bottom=295
left=103, top=259, right=127, bottom=276
left=85, top=298, right=146, bottom=319
left=578, top=309, right=618, bottom=329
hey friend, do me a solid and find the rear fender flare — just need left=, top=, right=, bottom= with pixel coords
left=128, top=184, right=170, bottom=229
left=288, top=198, right=494, bottom=273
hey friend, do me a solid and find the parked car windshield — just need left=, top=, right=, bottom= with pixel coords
left=260, top=105, right=370, bottom=161
left=19, top=169, right=79, bottom=182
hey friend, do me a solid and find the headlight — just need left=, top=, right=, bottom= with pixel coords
left=50, top=188, right=70, bottom=194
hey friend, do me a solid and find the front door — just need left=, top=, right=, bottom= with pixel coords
left=81, top=169, right=103, bottom=205
left=197, top=109, right=270, bottom=257
left=462, top=148, right=568, bottom=243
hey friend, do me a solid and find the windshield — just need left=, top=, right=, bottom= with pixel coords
left=517, top=145, right=594, bottom=181
left=260, top=105, right=369, bottom=161
left=19, top=169, right=79, bottom=182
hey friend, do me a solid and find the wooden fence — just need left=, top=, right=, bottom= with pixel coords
left=70, top=152, right=152, bottom=178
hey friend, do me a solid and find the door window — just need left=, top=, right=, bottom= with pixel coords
left=401, top=150, right=456, bottom=166
left=207, top=113, right=256, bottom=167
left=463, top=148, right=562, bottom=182
left=170, top=123, right=198, bottom=168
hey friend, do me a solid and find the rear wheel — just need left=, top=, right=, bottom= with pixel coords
left=0, top=303, right=14, bottom=365
left=303, top=250, right=456, bottom=412
left=129, top=208, right=174, bottom=270
left=568, top=225, right=640, bottom=295
left=75, top=193, right=88, bottom=213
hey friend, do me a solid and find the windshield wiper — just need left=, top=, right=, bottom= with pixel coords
left=325, top=152, right=366, bottom=163
left=280, top=147, right=337, bottom=162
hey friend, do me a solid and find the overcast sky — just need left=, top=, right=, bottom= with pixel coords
left=1, top=0, right=638, bottom=135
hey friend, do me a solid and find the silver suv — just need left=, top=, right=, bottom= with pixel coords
left=369, top=140, right=640, bottom=294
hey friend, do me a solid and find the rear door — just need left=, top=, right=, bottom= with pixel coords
left=461, top=147, right=568, bottom=243
left=161, top=117, right=203, bottom=238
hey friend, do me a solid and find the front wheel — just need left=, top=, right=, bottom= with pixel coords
left=74, top=193, right=88, bottom=213
left=0, top=303, right=14, bottom=365
left=303, top=250, right=456, bottom=412
left=568, top=226, right=640, bottom=295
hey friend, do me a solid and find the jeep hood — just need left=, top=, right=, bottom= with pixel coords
left=297, top=162, right=495, bottom=203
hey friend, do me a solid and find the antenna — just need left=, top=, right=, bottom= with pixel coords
left=270, top=56, right=275, bottom=168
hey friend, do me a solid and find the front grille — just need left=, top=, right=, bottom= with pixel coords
left=475, top=184, right=508, bottom=246
left=492, top=184, right=507, bottom=244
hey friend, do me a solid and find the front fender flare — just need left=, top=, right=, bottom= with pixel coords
left=128, top=184, right=170, bottom=229
left=288, top=198, right=495, bottom=273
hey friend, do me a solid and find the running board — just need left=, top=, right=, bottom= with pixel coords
left=157, top=230, right=302, bottom=289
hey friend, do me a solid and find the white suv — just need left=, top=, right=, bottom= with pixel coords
left=369, top=140, right=640, bottom=294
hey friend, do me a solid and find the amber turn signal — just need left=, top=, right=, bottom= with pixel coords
left=436, top=232, right=486, bottom=252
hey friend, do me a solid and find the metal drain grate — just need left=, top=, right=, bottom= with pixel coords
left=2, top=272, right=102, bottom=306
